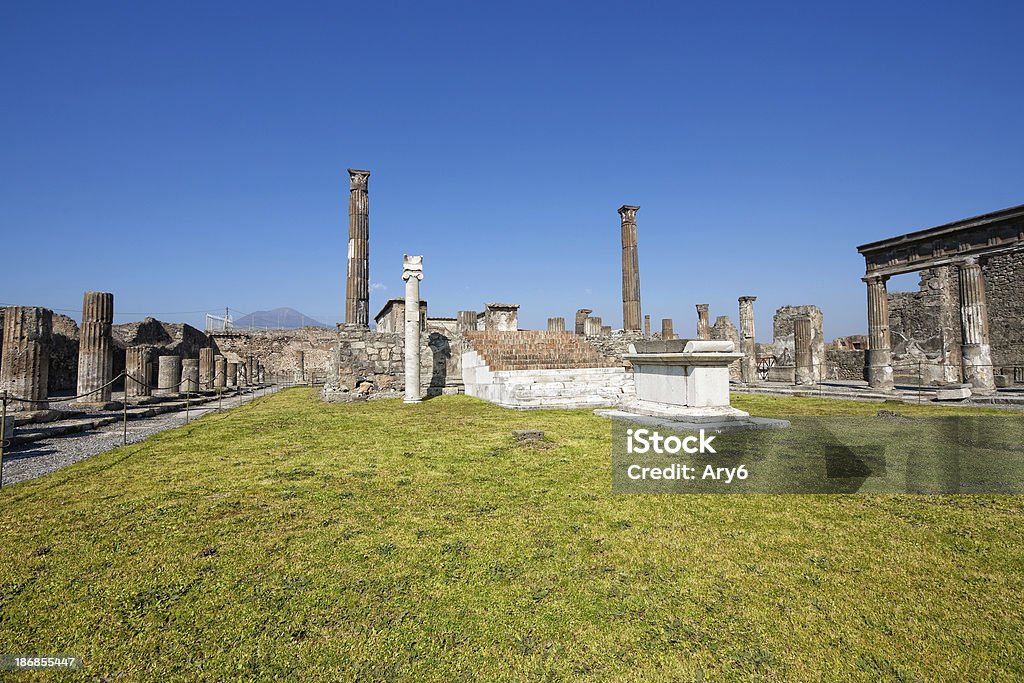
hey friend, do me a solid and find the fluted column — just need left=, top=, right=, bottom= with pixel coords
left=661, top=318, right=674, bottom=340
left=227, top=362, right=238, bottom=387
left=1, top=306, right=52, bottom=411
left=738, top=296, right=757, bottom=384
left=76, top=291, right=114, bottom=404
left=181, top=359, right=199, bottom=393
left=575, top=309, right=592, bottom=336
left=794, top=316, right=814, bottom=385
left=456, top=310, right=477, bottom=334
left=214, top=355, right=227, bottom=388
left=199, top=348, right=215, bottom=391
left=864, top=276, right=894, bottom=390
left=958, top=257, right=995, bottom=392
left=155, top=355, right=181, bottom=396
left=125, top=346, right=152, bottom=398
left=403, top=255, right=423, bottom=404
left=618, top=205, right=642, bottom=331
left=346, top=169, right=371, bottom=327
left=547, top=317, right=565, bottom=333
left=696, top=304, right=710, bottom=341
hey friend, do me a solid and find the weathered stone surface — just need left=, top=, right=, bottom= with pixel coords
left=770, top=305, right=825, bottom=383
left=575, top=309, right=592, bottom=335
left=619, top=205, right=642, bottom=331
left=738, top=296, right=757, bottom=384
left=958, top=257, right=995, bottom=393
left=76, top=292, right=115, bottom=405
left=661, top=318, right=674, bottom=341
left=547, top=317, right=565, bottom=333
left=1, top=306, right=52, bottom=411
left=710, top=315, right=741, bottom=381
left=793, top=316, right=814, bottom=385
left=865, top=276, right=894, bottom=390
left=482, top=303, right=519, bottom=332
left=214, top=355, right=227, bottom=388
left=696, top=304, right=710, bottom=341
left=155, top=355, right=181, bottom=396
left=199, top=348, right=215, bottom=391
left=403, top=255, right=424, bottom=403
left=457, top=311, right=477, bottom=334
left=375, top=298, right=426, bottom=334
left=935, top=384, right=972, bottom=400
left=181, top=359, right=200, bottom=393
left=644, top=314, right=651, bottom=337
left=125, top=346, right=152, bottom=398
left=584, top=317, right=603, bottom=337
left=346, top=168, right=371, bottom=327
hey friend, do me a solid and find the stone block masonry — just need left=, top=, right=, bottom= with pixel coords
left=0, top=306, right=53, bottom=411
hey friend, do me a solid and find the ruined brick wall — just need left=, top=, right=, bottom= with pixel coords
left=582, top=331, right=647, bottom=364
left=49, top=314, right=79, bottom=393
left=211, top=327, right=340, bottom=385
left=984, top=251, right=1024, bottom=373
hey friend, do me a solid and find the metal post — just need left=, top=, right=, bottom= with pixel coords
left=0, top=392, right=7, bottom=489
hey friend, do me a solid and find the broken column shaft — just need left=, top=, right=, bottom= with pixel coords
left=199, top=348, right=215, bottom=391
left=214, top=355, right=227, bottom=389
left=181, top=359, right=200, bottom=393
left=696, top=304, right=711, bottom=341
left=125, top=346, right=152, bottom=398
left=794, top=316, right=814, bottom=385
left=155, top=355, right=181, bottom=396
left=738, top=296, right=757, bottom=383
left=547, top=317, right=566, bottom=333
left=403, top=255, right=423, bottom=404
left=0, top=306, right=52, bottom=411
left=76, top=291, right=115, bottom=405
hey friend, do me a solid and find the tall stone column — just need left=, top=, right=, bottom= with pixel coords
left=794, top=316, right=814, bottom=385
left=247, top=355, right=257, bottom=385
left=696, top=304, right=710, bottom=341
left=257, top=361, right=265, bottom=384
left=76, top=291, right=115, bottom=405
left=644, top=315, right=651, bottom=337
left=155, top=355, right=181, bottom=396
left=1, top=306, right=52, bottom=411
left=238, top=361, right=248, bottom=387
left=181, top=359, right=200, bottom=393
left=346, top=169, right=371, bottom=327
left=864, top=276, right=894, bottom=390
left=738, top=296, right=757, bottom=384
left=547, top=317, right=565, bottom=333
left=227, top=362, right=238, bottom=387
left=214, top=355, right=227, bottom=388
left=403, top=255, right=423, bottom=404
left=199, top=348, right=215, bottom=391
left=294, top=351, right=305, bottom=383
left=618, top=205, right=642, bottom=331
left=575, top=309, right=592, bottom=335
left=125, top=346, right=152, bottom=398
left=958, top=257, right=996, bottom=393
left=661, top=318, right=674, bottom=340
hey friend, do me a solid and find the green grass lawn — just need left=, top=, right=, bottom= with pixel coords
left=1, top=389, right=1022, bottom=681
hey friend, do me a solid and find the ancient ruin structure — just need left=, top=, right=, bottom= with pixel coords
left=619, top=205, right=642, bottom=331
left=403, top=255, right=424, bottom=403
left=738, top=296, right=757, bottom=384
left=696, top=304, right=710, bottom=341
left=0, top=306, right=52, bottom=411
left=76, top=291, right=115, bottom=406
left=125, top=346, right=151, bottom=398
left=661, top=318, right=674, bottom=340
left=479, top=304, right=519, bottom=332
left=766, top=305, right=825, bottom=383
left=644, top=315, right=651, bottom=337
left=794, top=317, right=814, bottom=385
left=375, top=298, right=427, bottom=334
left=346, top=168, right=371, bottom=327
left=547, top=317, right=565, bottom=332
left=858, top=204, right=1024, bottom=392
left=293, top=352, right=304, bottom=382
left=710, top=315, right=742, bottom=381
left=622, top=339, right=745, bottom=417
left=584, top=317, right=603, bottom=336
left=457, top=311, right=477, bottom=333
left=199, top=348, right=215, bottom=391
left=155, top=355, right=180, bottom=396
left=181, top=359, right=199, bottom=393
left=575, top=309, right=592, bottom=335
left=214, top=355, right=227, bottom=389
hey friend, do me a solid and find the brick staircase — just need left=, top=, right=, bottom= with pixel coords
left=463, top=330, right=617, bottom=371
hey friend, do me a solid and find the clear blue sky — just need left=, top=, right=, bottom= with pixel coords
left=2, top=1, right=1022, bottom=340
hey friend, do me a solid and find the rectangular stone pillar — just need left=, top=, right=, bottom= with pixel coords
left=864, top=276, right=894, bottom=390
left=696, top=304, right=710, bottom=341
left=76, top=291, right=115, bottom=405
left=794, top=316, right=814, bottom=385
left=181, top=359, right=199, bottom=393
left=125, top=346, right=152, bottom=398
left=1, top=306, right=52, bottom=411
left=958, top=257, right=996, bottom=392
left=199, top=348, right=215, bottom=391
left=214, top=355, right=227, bottom=388
left=575, top=309, right=592, bottom=336
left=547, top=317, right=565, bottom=333
left=661, top=318, right=674, bottom=340
left=644, top=315, right=651, bottom=337
left=618, top=205, right=642, bottom=331
left=403, top=255, right=423, bottom=404
left=346, top=169, right=371, bottom=327
left=738, top=296, right=757, bottom=384
left=155, top=355, right=181, bottom=396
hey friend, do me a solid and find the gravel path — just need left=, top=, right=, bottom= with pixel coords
left=1, top=386, right=283, bottom=487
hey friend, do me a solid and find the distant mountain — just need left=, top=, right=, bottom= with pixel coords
left=233, top=307, right=326, bottom=329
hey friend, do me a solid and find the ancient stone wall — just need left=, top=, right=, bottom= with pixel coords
left=582, top=331, right=647, bottom=365
left=49, top=313, right=79, bottom=393
left=211, top=327, right=340, bottom=385
left=710, top=315, right=741, bottom=381
left=984, top=251, right=1024, bottom=373
left=767, top=305, right=826, bottom=382
left=887, top=266, right=961, bottom=384
left=827, top=349, right=866, bottom=381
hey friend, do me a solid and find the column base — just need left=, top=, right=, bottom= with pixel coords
left=866, top=349, right=895, bottom=391
left=403, top=397, right=422, bottom=404
left=962, top=344, right=996, bottom=394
